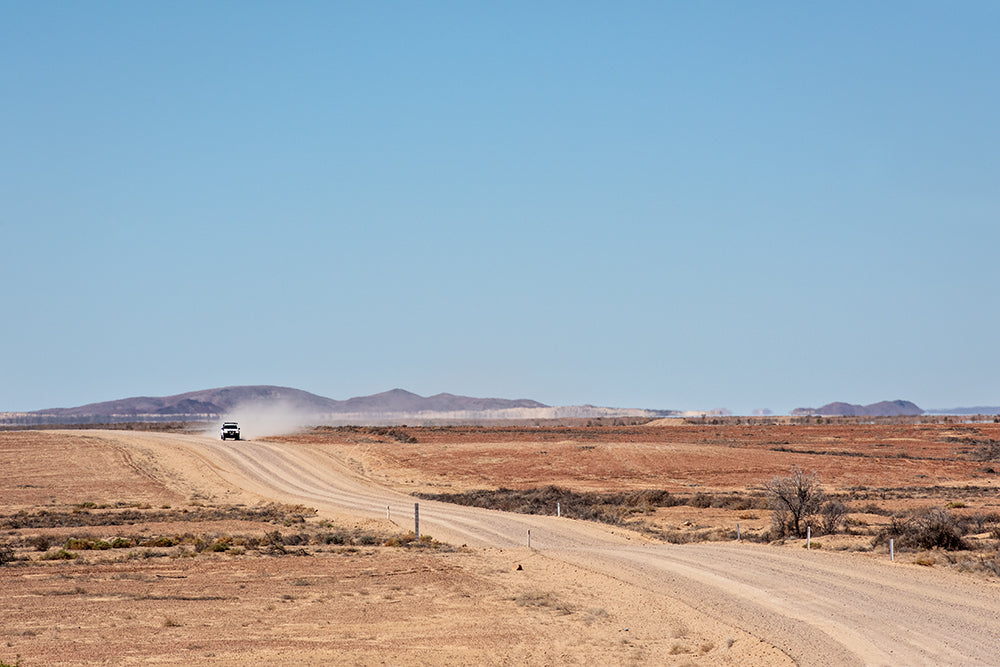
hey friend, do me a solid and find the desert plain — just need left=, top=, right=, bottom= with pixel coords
left=3, top=418, right=1000, bottom=665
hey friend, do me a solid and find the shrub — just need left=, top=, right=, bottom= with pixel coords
left=209, top=537, right=232, bottom=552
left=764, top=468, right=825, bottom=538
left=820, top=500, right=849, bottom=535
left=27, top=535, right=52, bottom=551
left=689, top=493, right=713, bottom=509
left=0, top=541, right=14, bottom=566
left=874, top=508, right=968, bottom=551
left=320, top=531, right=348, bottom=545
left=65, top=537, right=93, bottom=550
left=141, top=536, right=177, bottom=548
left=41, top=549, right=76, bottom=561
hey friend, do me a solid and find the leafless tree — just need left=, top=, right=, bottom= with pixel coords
left=764, top=467, right=825, bottom=538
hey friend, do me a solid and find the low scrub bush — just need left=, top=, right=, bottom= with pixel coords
left=26, top=535, right=53, bottom=551
left=209, top=537, right=232, bottom=552
left=820, top=500, right=849, bottom=535
left=873, top=508, right=969, bottom=551
left=141, top=536, right=177, bottom=548
left=417, top=485, right=708, bottom=527
left=0, top=503, right=315, bottom=530
left=0, top=541, right=14, bottom=566
left=64, top=537, right=112, bottom=550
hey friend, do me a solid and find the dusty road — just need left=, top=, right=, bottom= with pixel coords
left=100, top=431, right=1000, bottom=665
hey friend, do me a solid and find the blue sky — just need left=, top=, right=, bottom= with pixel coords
left=3, top=2, right=998, bottom=414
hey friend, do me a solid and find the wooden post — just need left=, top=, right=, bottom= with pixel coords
left=414, top=502, right=419, bottom=541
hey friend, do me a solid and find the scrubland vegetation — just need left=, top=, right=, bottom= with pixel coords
left=418, top=467, right=1000, bottom=575
left=0, top=502, right=446, bottom=570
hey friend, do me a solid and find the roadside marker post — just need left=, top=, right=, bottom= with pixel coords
left=414, top=503, right=420, bottom=541
left=807, top=526, right=811, bottom=550
left=557, top=502, right=561, bottom=517
left=891, top=539, right=895, bottom=562
left=527, top=529, right=531, bottom=549
left=737, top=523, right=741, bottom=542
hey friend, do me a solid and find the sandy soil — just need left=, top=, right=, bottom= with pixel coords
left=2, top=423, right=1000, bottom=665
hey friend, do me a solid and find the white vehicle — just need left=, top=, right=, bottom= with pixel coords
left=220, top=422, right=241, bottom=441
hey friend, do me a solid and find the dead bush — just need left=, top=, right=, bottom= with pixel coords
left=820, top=500, right=849, bottom=535
left=764, top=468, right=825, bottom=538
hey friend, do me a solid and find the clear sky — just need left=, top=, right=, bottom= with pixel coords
left=3, top=2, right=998, bottom=415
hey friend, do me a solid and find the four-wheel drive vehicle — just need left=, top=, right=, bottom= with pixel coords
left=220, top=422, right=241, bottom=441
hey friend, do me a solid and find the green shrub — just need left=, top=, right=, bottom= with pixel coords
left=141, top=536, right=177, bottom=548
left=209, top=537, right=232, bottom=552
left=41, top=549, right=76, bottom=560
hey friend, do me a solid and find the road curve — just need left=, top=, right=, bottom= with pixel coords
left=108, top=431, right=1000, bottom=666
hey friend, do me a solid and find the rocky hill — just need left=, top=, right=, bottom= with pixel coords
left=791, top=400, right=924, bottom=417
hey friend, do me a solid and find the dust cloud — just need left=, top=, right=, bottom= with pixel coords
left=206, top=401, right=316, bottom=440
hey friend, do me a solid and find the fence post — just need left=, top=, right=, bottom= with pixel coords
left=414, top=502, right=419, bottom=541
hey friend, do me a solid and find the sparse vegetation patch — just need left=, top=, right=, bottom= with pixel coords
left=0, top=503, right=316, bottom=530
left=416, top=485, right=768, bottom=533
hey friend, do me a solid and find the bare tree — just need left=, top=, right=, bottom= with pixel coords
left=764, top=467, right=825, bottom=538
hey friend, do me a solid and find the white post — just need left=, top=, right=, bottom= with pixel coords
left=386, top=505, right=390, bottom=520
left=890, top=538, right=894, bottom=562
left=414, top=502, right=419, bottom=541
left=557, top=502, right=561, bottom=517
left=807, top=526, right=811, bottom=549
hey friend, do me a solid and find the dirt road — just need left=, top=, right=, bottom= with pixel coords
left=106, top=430, right=1000, bottom=666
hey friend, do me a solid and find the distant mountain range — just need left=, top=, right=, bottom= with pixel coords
left=792, top=400, right=1000, bottom=417
left=791, top=400, right=924, bottom=417
left=0, top=386, right=660, bottom=426
left=926, top=406, right=1000, bottom=416
left=4, top=388, right=997, bottom=426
